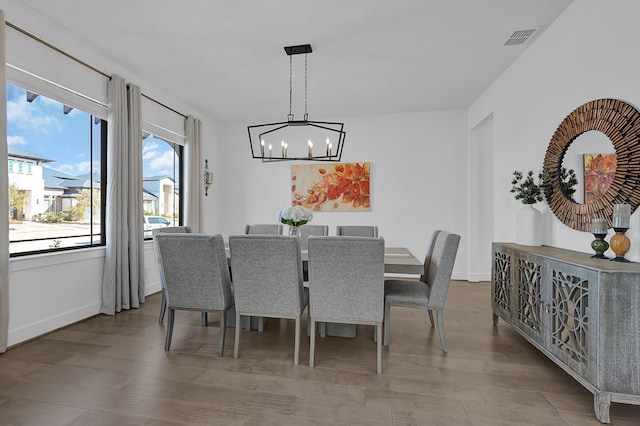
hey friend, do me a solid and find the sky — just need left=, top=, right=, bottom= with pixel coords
left=6, top=83, right=178, bottom=179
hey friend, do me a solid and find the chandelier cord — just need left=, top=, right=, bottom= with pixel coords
left=288, top=55, right=293, bottom=120
left=304, top=53, right=308, bottom=120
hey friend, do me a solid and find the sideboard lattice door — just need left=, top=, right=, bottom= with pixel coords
left=492, top=248, right=512, bottom=321
left=550, top=268, right=592, bottom=380
left=516, top=257, right=543, bottom=343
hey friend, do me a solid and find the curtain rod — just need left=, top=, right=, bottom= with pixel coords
left=141, top=93, right=186, bottom=118
left=5, top=20, right=187, bottom=118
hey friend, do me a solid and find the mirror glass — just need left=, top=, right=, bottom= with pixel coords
left=562, top=130, right=615, bottom=204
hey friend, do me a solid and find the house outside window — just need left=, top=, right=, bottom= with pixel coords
left=7, top=82, right=106, bottom=256
left=142, top=133, right=183, bottom=238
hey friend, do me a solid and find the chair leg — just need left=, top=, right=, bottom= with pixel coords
left=376, top=323, right=382, bottom=375
left=309, top=319, right=316, bottom=368
left=319, top=322, right=326, bottom=338
left=158, top=288, right=167, bottom=323
left=201, top=312, right=208, bottom=327
left=218, top=309, right=227, bottom=357
left=294, top=317, right=301, bottom=366
left=383, top=301, right=391, bottom=346
left=436, top=310, right=447, bottom=353
left=164, top=308, right=175, bottom=351
left=234, top=311, right=241, bottom=359
left=427, top=309, right=435, bottom=328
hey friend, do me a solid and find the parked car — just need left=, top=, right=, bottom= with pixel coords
left=143, top=215, right=171, bottom=231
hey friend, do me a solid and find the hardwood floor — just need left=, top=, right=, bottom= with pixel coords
left=1, top=281, right=639, bottom=425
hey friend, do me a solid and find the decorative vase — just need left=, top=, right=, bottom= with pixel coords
left=591, top=234, right=609, bottom=259
left=288, top=225, right=299, bottom=237
left=515, top=204, right=542, bottom=246
left=610, top=228, right=631, bottom=262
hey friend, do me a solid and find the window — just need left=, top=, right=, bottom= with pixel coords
left=7, top=82, right=106, bottom=256
left=142, top=133, right=183, bottom=238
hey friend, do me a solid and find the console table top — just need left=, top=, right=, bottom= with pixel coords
left=493, top=242, right=640, bottom=273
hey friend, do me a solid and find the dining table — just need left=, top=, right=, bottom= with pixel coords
left=225, top=245, right=423, bottom=274
left=225, top=245, right=424, bottom=335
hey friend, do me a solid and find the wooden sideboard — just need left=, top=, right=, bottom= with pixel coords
left=491, top=243, right=640, bottom=423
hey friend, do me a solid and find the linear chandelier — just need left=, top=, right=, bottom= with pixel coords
left=248, top=44, right=346, bottom=162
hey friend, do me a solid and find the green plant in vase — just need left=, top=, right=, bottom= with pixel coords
left=510, top=170, right=543, bottom=204
left=510, top=170, right=543, bottom=246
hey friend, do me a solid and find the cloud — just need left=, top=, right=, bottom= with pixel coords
left=148, top=150, right=176, bottom=176
left=7, top=95, right=61, bottom=133
left=143, top=141, right=159, bottom=160
left=143, top=139, right=177, bottom=176
left=7, top=135, right=27, bottom=145
left=55, top=160, right=95, bottom=176
left=74, top=161, right=93, bottom=174
left=57, top=164, right=75, bottom=174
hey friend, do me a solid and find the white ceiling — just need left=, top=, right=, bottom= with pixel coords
left=13, top=0, right=573, bottom=124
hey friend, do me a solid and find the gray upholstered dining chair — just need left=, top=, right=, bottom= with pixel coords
left=154, top=233, right=234, bottom=356
left=383, top=230, right=460, bottom=352
left=298, top=224, right=330, bottom=282
left=228, top=234, right=309, bottom=365
left=298, top=224, right=329, bottom=251
left=151, top=226, right=192, bottom=323
left=307, top=236, right=385, bottom=374
left=336, top=225, right=378, bottom=237
left=244, top=224, right=283, bottom=235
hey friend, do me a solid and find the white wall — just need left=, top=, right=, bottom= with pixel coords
left=210, top=109, right=470, bottom=279
left=469, top=0, right=640, bottom=261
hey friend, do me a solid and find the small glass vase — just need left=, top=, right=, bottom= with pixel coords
left=288, top=225, right=299, bottom=237
left=590, top=233, right=609, bottom=259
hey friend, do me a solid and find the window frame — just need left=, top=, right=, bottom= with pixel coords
left=7, top=78, right=107, bottom=257
left=141, top=132, right=184, bottom=240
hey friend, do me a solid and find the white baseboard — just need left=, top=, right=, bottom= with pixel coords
left=8, top=302, right=101, bottom=347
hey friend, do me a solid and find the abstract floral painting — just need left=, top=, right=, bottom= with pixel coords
left=290, top=162, right=371, bottom=211
left=583, top=153, right=616, bottom=204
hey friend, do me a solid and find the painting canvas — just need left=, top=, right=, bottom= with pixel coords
left=290, top=162, right=371, bottom=211
left=583, top=153, right=616, bottom=204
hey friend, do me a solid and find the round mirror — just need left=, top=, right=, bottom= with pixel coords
left=562, top=130, right=615, bottom=204
left=543, top=99, right=640, bottom=232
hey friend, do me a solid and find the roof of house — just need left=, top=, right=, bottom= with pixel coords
left=8, top=146, right=55, bottom=163
left=43, top=167, right=90, bottom=190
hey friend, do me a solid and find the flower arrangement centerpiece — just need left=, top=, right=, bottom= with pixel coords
left=276, top=205, right=314, bottom=236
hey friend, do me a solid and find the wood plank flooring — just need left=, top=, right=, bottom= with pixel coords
left=1, top=281, right=639, bottom=425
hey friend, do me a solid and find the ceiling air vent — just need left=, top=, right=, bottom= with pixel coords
left=504, top=28, right=539, bottom=46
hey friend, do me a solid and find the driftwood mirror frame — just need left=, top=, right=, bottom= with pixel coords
left=543, top=99, right=640, bottom=232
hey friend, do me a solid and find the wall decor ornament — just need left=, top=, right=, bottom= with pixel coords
left=290, top=162, right=370, bottom=212
left=203, top=159, right=213, bottom=196
left=543, top=99, right=640, bottom=232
